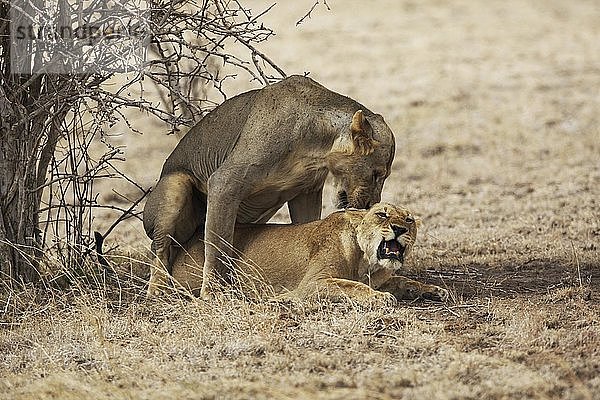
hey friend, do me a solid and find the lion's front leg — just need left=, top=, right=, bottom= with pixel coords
left=202, top=166, right=257, bottom=299
left=306, top=278, right=396, bottom=305
left=378, top=276, right=449, bottom=302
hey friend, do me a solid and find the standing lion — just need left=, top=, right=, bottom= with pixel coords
left=143, top=75, right=396, bottom=298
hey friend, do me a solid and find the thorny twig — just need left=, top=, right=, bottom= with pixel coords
left=296, top=0, right=331, bottom=26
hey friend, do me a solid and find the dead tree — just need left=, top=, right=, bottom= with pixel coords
left=0, top=0, right=284, bottom=285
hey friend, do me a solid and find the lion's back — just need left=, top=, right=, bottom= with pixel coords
left=172, top=213, right=353, bottom=295
left=161, top=89, right=261, bottom=181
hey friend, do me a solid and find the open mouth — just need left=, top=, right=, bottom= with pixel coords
left=377, top=239, right=406, bottom=262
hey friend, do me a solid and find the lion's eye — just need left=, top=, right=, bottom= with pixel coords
left=375, top=212, right=388, bottom=219
left=406, top=216, right=414, bottom=224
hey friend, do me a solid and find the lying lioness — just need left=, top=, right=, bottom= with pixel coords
left=170, top=203, right=449, bottom=303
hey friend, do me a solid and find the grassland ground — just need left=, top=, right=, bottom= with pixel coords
left=1, top=0, right=599, bottom=398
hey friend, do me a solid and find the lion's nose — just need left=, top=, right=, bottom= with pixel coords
left=392, top=225, right=408, bottom=237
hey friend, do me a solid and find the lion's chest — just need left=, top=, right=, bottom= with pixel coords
left=237, top=166, right=328, bottom=223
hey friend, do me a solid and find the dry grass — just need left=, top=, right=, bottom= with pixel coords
left=2, top=0, right=599, bottom=398
left=1, top=281, right=598, bottom=399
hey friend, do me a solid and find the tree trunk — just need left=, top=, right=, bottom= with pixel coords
left=0, top=92, right=45, bottom=284
left=0, top=0, right=59, bottom=284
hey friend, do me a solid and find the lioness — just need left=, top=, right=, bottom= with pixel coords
left=170, top=203, right=449, bottom=303
left=143, top=75, right=396, bottom=298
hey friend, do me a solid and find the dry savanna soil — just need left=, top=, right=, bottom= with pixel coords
left=1, top=1, right=599, bottom=399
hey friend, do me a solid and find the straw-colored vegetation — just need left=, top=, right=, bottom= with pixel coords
left=1, top=0, right=598, bottom=398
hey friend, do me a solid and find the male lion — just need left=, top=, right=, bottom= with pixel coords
left=170, top=203, right=449, bottom=303
left=143, top=75, right=396, bottom=298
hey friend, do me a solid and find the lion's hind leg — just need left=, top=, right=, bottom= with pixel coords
left=378, top=276, right=449, bottom=302
left=171, top=244, right=205, bottom=297
left=143, top=171, right=205, bottom=298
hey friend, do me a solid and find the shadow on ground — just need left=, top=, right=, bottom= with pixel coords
left=413, top=260, right=598, bottom=302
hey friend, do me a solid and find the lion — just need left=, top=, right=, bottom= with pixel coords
left=143, top=75, right=396, bottom=298
left=169, top=203, right=449, bottom=304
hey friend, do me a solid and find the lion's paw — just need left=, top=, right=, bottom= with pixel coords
left=421, top=285, right=449, bottom=302
left=370, top=290, right=398, bottom=307
left=146, top=271, right=172, bottom=298
left=146, top=283, right=168, bottom=298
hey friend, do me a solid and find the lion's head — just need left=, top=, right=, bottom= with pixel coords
left=355, top=203, right=420, bottom=275
left=326, top=110, right=395, bottom=209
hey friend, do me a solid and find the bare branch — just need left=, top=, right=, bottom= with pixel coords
left=297, top=1, right=331, bottom=26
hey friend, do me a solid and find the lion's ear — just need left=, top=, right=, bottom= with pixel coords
left=414, top=216, right=422, bottom=229
left=350, top=110, right=379, bottom=156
